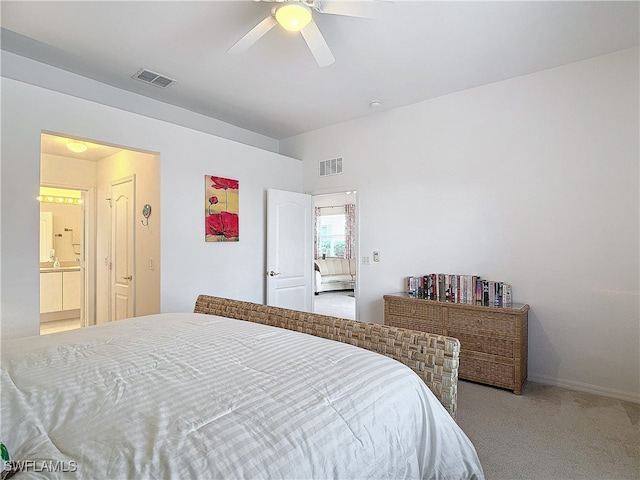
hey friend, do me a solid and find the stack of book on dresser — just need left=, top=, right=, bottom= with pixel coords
left=406, top=274, right=512, bottom=307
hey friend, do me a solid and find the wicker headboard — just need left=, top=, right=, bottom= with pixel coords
left=194, top=294, right=460, bottom=418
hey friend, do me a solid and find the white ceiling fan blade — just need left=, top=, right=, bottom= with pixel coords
left=316, top=0, right=390, bottom=18
left=228, top=15, right=278, bottom=54
left=300, top=20, right=335, bottom=67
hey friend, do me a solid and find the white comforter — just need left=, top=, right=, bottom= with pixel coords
left=1, top=313, right=483, bottom=479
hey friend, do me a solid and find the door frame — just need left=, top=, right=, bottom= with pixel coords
left=310, top=187, right=359, bottom=320
left=80, top=187, right=96, bottom=327
left=38, top=182, right=95, bottom=327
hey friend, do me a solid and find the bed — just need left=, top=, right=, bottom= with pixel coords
left=1, top=295, right=484, bottom=479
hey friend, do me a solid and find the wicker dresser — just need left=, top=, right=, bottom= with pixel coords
left=384, top=293, right=529, bottom=394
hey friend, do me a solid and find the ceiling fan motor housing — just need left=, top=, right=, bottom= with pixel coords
left=230, top=0, right=372, bottom=67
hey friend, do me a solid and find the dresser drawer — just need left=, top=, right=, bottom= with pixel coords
left=459, top=354, right=514, bottom=387
left=387, top=301, right=442, bottom=322
left=387, top=317, right=443, bottom=336
left=384, top=294, right=529, bottom=394
left=447, top=329, right=514, bottom=358
left=447, top=309, right=515, bottom=336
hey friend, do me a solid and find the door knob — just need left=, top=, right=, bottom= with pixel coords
left=267, top=271, right=281, bottom=276
left=122, top=275, right=132, bottom=280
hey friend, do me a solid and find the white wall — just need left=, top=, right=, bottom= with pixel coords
left=281, top=48, right=640, bottom=402
left=3, top=51, right=279, bottom=154
left=95, top=150, right=161, bottom=323
left=1, top=76, right=302, bottom=339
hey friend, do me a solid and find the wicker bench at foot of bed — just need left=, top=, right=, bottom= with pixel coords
left=194, top=294, right=460, bottom=419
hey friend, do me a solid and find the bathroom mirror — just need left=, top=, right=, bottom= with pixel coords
left=39, top=211, right=54, bottom=262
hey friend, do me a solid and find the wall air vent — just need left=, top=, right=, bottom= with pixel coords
left=132, top=68, right=176, bottom=88
left=319, top=157, right=343, bottom=177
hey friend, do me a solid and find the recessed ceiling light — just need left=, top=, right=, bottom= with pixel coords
left=67, top=142, right=88, bottom=153
left=369, top=100, right=382, bottom=108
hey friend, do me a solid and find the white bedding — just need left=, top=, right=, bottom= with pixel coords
left=1, top=313, right=483, bottom=479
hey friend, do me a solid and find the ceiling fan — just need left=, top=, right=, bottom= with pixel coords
left=228, top=0, right=379, bottom=67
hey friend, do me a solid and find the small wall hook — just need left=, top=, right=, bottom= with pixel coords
left=141, top=204, right=152, bottom=226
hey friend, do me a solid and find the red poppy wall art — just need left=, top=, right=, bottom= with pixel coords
left=205, top=175, right=239, bottom=242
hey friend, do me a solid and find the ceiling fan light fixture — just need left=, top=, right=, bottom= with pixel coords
left=66, top=142, right=88, bottom=153
left=275, top=3, right=312, bottom=32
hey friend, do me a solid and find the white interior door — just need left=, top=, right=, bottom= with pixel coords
left=266, top=188, right=313, bottom=311
left=110, top=177, right=135, bottom=321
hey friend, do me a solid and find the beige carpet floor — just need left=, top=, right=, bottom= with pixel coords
left=313, top=290, right=355, bottom=319
left=456, top=380, right=639, bottom=480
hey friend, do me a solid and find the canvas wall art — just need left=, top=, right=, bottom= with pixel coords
left=205, top=175, right=239, bottom=242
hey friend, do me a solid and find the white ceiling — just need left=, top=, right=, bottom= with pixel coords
left=2, top=1, right=638, bottom=141
left=40, top=133, right=129, bottom=162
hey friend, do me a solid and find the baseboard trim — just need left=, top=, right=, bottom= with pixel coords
left=528, top=373, right=640, bottom=404
left=40, top=309, right=81, bottom=322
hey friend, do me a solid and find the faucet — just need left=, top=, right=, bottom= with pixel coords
left=49, top=249, right=60, bottom=268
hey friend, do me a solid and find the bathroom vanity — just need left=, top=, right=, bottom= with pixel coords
left=40, top=267, right=81, bottom=316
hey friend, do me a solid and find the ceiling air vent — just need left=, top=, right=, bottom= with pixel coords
left=132, top=68, right=176, bottom=88
left=319, top=157, right=343, bottom=177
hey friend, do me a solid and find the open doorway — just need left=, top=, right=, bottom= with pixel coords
left=312, top=191, right=357, bottom=320
left=39, top=132, right=161, bottom=334
left=39, top=186, right=86, bottom=334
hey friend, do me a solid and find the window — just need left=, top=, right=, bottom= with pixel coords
left=317, top=213, right=346, bottom=258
